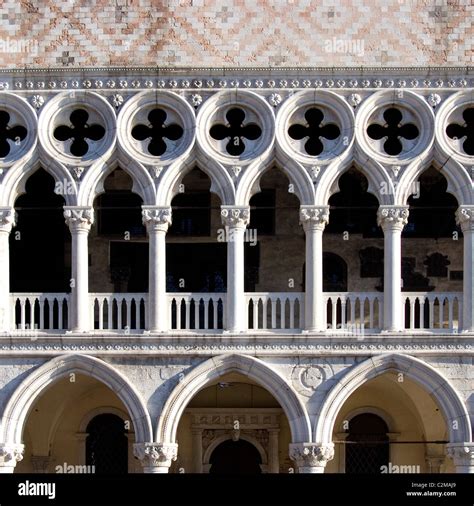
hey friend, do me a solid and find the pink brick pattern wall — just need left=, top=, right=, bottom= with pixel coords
left=0, top=0, right=472, bottom=68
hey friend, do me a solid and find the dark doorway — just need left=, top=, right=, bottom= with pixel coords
left=209, top=439, right=262, bottom=474
left=345, top=413, right=389, bottom=474
left=85, top=414, right=128, bottom=474
left=301, top=253, right=348, bottom=292
left=11, top=169, right=69, bottom=292
left=110, top=242, right=148, bottom=292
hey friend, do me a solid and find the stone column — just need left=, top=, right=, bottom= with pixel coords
left=191, top=428, right=203, bottom=473
left=142, top=207, right=172, bottom=333
left=425, top=455, right=445, bottom=474
left=299, top=206, right=329, bottom=332
left=133, top=442, right=178, bottom=474
left=0, top=208, right=15, bottom=332
left=221, top=206, right=250, bottom=332
left=268, top=429, right=280, bottom=473
left=456, top=206, right=474, bottom=332
left=445, top=443, right=474, bottom=473
left=0, top=443, right=24, bottom=473
left=289, top=442, right=334, bottom=474
left=377, top=206, right=409, bottom=332
left=64, top=207, right=94, bottom=332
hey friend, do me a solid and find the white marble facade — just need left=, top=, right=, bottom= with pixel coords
left=0, top=68, right=473, bottom=474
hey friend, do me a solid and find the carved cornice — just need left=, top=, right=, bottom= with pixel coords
left=289, top=443, right=334, bottom=469
left=0, top=207, right=16, bottom=233
left=133, top=443, right=178, bottom=469
left=0, top=335, right=472, bottom=356
left=63, top=207, right=94, bottom=232
left=299, top=206, right=330, bottom=231
left=142, top=207, right=172, bottom=233
left=377, top=205, right=409, bottom=231
left=221, top=206, right=250, bottom=229
left=455, top=206, right=474, bottom=233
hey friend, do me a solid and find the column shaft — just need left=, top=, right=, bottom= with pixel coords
left=142, top=207, right=172, bottom=332
left=300, top=206, right=329, bottom=332
left=64, top=207, right=94, bottom=332
left=221, top=207, right=249, bottom=332
left=377, top=206, right=409, bottom=331
left=0, top=208, right=15, bottom=332
left=456, top=207, right=474, bottom=332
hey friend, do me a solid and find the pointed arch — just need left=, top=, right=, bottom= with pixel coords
left=236, top=154, right=315, bottom=206
left=1, top=152, right=77, bottom=207
left=316, top=154, right=393, bottom=206
left=314, top=353, right=471, bottom=444
left=397, top=157, right=472, bottom=206
left=156, top=354, right=311, bottom=444
left=156, top=151, right=235, bottom=206
left=77, top=151, right=156, bottom=207
left=0, top=354, right=152, bottom=444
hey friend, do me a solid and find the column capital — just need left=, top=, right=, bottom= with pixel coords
left=377, top=205, right=409, bottom=230
left=30, top=455, right=52, bottom=473
left=0, top=443, right=24, bottom=468
left=220, top=206, right=250, bottom=229
left=63, top=206, right=94, bottom=232
left=299, top=205, right=329, bottom=231
left=133, top=442, right=178, bottom=472
left=289, top=442, right=334, bottom=472
left=455, top=205, right=474, bottom=232
left=445, top=443, right=474, bottom=466
left=142, top=206, right=172, bottom=233
left=0, top=207, right=16, bottom=233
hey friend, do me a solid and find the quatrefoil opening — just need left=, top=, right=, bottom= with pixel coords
left=367, top=108, right=419, bottom=156
left=131, top=108, right=184, bottom=156
left=53, top=109, right=105, bottom=157
left=446, top=107, right=474, bottom=156
left=288, top=108, right=340, bottom=156
left=0, top=110, right=27, bottom=158
left=210, top=108, right=262, bottom=156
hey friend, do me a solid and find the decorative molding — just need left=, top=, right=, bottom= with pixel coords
left=0, top=443, right=24, bottom=466
left=141, top=206, right=172, bottom=232
left=0, top=208, right=16, bottom=233
left=133, top=442, right=178, bottom=469
left=377, top=205, right=409, bottom=230
left=220, top=206, right=250, bottom=228
left=63, top=207, right=94, bottom=231
left=455, top=206, right=474, bottom=232
left=445, top=443, right=474, bottom=466
left=289, top=443, right=335, bottom=469
left=0, top=335, right=472, bottom=356
left=299, top=205, right=330, bottom=231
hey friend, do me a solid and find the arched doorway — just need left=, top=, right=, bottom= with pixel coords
left=345, top=413, right=389, bottom=474
left=209, top=439, right=262, bottom=474
left=86, top=414, right=128, bottom=474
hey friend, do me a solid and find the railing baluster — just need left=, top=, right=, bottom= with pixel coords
left=289, top=298, right=295, bottom=330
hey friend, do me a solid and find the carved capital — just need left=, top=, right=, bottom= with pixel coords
left=142, top=206, right=172, bottom=233
left=289, top=442, right=334, bottom=470
left=445, top=443, right=474, bottom=466
left=377, top=205, right=409, bottom=230
left=455, top=206, right=474, bottom=233
left=299, top=206, right=329, bottom=231
left=0, top=207, right=16, bottom=233
left=133, top=443, right=178, bottom=469
left=30, top=455, right=52, bottom=473
left=220, top=206, right=250, bottom=229
left=0, top=443, right=24, bottom=466
left=63, top=206, right=94, bottom=232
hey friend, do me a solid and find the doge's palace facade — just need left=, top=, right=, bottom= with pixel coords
left=0, top=0, right=472, bottom=476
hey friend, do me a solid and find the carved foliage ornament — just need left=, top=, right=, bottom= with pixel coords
left=63, top=207, right=94, bottom=229
left=142, top=207, right=172, bottom=230
left=299, top=206, right=330, bottom=230
left=221, top=207, right=250, bottom=228
left=133, top=443, right=178, bottom=468
left=376, top=206, right=409, bottom=229
left=289, top=443, right=334, bottom=468
left=0, top=444, right=25, bottom=464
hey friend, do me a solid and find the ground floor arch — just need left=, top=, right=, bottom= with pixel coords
left=314, top=353, right=472, bottom=474
left=0, top=354, right=153, bottom=450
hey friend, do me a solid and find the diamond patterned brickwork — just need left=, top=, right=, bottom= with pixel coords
left=0, top=0, right=472, bottom=68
